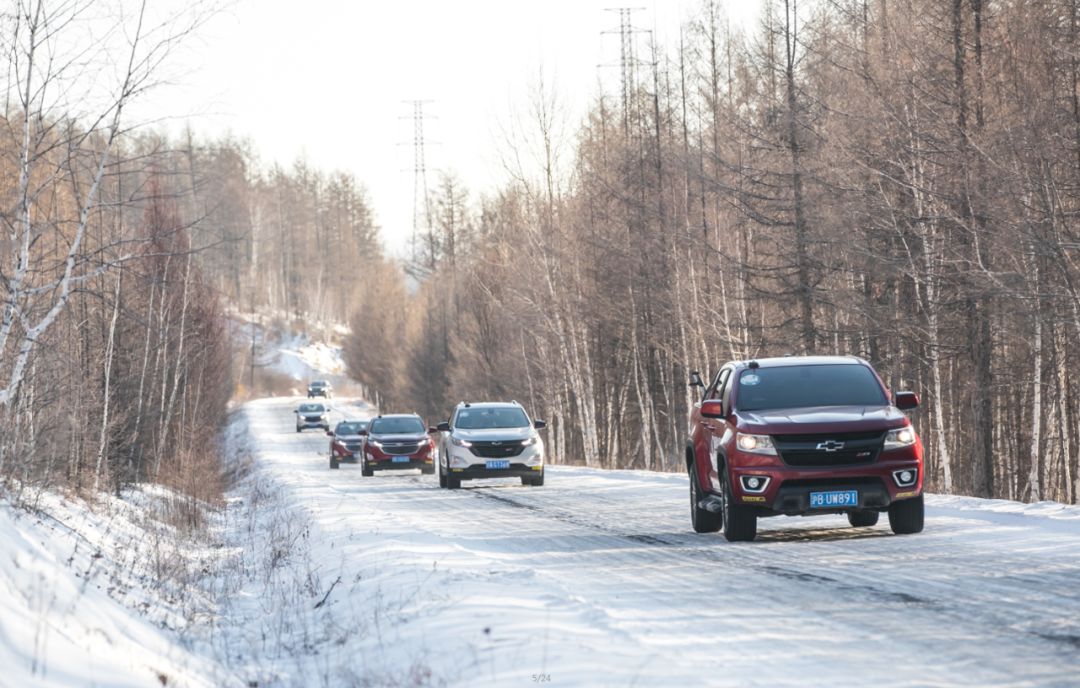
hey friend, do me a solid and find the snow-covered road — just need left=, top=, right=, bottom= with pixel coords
left=241, top=396, right=1080, bottom=687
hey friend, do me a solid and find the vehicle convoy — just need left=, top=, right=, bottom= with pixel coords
left=359, top=414, right=436, bottom=477
left=327, top=419, right=370, bottom=469
left=308, top=380, right=332, bottom=398
left=687, top=356, right=924, bottom=542
left=295, top=402, right=331, bottom=432
left=436, top=401, right=546, bottom=488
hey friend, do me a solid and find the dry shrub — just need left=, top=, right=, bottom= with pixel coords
left=155, top=446, right=225, bottom=533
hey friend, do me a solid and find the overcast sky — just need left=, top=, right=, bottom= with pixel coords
left=135, top=0, right=762, bottom=254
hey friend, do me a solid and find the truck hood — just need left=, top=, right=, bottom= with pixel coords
left=736, top=405, right=909, bottom=435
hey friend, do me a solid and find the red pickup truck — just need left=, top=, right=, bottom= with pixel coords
left=687, top=356, right=924, bottom=542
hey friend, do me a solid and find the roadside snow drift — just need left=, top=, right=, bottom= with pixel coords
left=0, top=490, right=217, bottom=687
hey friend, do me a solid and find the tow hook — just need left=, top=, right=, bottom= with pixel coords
left=698, top=496, right=724, bottom=514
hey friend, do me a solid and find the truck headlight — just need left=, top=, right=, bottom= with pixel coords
left=736, top=433, right=776, bottom=456
left=884, top=427, right=917, bottom=451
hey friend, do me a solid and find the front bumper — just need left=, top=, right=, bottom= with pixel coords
left=448, top=463, right=544, bottom=480
left=366, top=456, right=434, bottom=471
left=298, top=418, right=328, bottom=428
left=718, top=447, right=923, bottom=515
left=444, top=444, right=544, bottom=480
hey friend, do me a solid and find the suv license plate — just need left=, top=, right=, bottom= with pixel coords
left=486, top=460, right=510, bottom=470
left=392, top=456, right=410, bottom=463
left=810, top=490, right=858, bottom=508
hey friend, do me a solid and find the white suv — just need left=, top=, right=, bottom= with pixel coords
left=436, top=401, right=546, bottom=488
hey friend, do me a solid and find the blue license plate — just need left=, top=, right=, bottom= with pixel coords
left=392, top=456, right=410, bottom=463
left=486, top=460, right=510, bottom=470
left=810, top=490, right=858, bottom=508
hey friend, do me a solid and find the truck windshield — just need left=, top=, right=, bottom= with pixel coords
left=736, top=364, right=887, bottom=411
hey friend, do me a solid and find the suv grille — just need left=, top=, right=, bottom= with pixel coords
left=380, top=441, right=422, bottom=456
left=772, top=431, right=885, bottom=468
left=470, top=441, right=526, bottom=458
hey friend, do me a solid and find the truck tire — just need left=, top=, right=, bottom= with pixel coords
left=888, top=494, right=924, bottom=534
left=521, top=470, right=544, bottom=487
left=848, top=510, right=879, bottom=527
left=689, top=455, right=722, bottom=533
left=722, top=469, right=757, bottom=542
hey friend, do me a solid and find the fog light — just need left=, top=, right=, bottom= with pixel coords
left=892, top=468, right=918, bottom=487
left=740, top=475, right=770, bottom=493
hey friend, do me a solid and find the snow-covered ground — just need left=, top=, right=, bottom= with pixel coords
left=224, top=397, right=1080, bottom=686
left=6, top=395, right=1080, bottom=686
left=0, top=488, right=220, bottom=687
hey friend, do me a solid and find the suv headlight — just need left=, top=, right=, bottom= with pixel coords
left=884, top=427, right=917, bottom=451
left=736, top=433, right=776, bottom=456
left=521, top=436, right=538, bottom=446
left=451, top=437, right=472, bottom=447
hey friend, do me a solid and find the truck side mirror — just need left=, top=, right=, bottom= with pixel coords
left=894, top=391, right=920, bottom=411
left=701, top=400, right=725, bottom=418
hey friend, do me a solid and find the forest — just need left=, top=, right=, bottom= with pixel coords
left=345, top=0, right=1080, bottom=504
left=0, top=0, right=380, bottom=506
left=3, top=0, right=1080, bottom=505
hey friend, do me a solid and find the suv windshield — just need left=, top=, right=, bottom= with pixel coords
left=299, top=404, right=325, bottom=413
left=736, top=364, right=887, bottom=411
left=336, top=421, right=367, bottom=435
left=369, top=417, right=425, bottom=434
left=455, top=407, right=530, bottom=429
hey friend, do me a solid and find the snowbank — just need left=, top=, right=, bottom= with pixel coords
left=0, top=490, right=218, bottom=687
